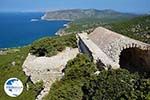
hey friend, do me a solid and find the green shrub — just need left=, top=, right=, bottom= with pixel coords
left=30, top=34, right=77, bottom=57
left=28, top=81, right=44, bottom=98
left=44, top=54, right=97, bottom=100
left=63, top=54, right=97, bottom=80
left=0, top=47, right=44, bottom=100
left=106, top=15, right=150, bottom=44
left=44, top=53, right=150, bottom=100
left=82, top=69, right=150, bottom=100
left=45, top=80, right=83, bottom=100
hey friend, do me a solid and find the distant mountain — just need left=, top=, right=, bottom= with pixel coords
left=42, top=9, right=137, bottom=21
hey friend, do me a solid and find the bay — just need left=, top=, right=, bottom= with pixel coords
left=0, top=12, right=69, bottom=48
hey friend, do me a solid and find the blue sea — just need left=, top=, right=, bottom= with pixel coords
left=0, top=12, right=69, bottom=48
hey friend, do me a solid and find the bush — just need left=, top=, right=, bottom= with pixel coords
left=30, top=34, right=77, bottom=57
left=82, top=69, right=150, bottom=100
left=28, top=81, right=44, bottom=98
left=44, top=54, right=150, bottom=100
left=63, top=54, right=97, bottom=80
left=45, top=80, right=83, bottom=100
left=106, top=15, right=150, bottom=44
left=44, top=54, right=97, bottom=100
left=0, top=47, right=44, bottom=100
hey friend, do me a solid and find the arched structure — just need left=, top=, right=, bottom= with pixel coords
left=119, top=47, right=150, bottom=72
left=78, top=27, right=150, bottom=71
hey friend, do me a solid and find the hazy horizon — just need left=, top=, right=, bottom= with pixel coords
left=0, top=0, right=150, bottom=14
left=0, top=9, right=149, bottom=15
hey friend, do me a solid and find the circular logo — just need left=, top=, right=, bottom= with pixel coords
left=4, top=78, right=23, bottom=97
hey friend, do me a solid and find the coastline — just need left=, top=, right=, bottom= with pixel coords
left=41, top=13, right=72, bottom=36
left=55, top=24, right=71, bottom=36
left=41, top=13, right=73, bottom=21
left=0, top=13, right=71, bottom=50
left=0, top=16, right=68, bottom=49
left=0, top=24, right=67, bottom=50
left=0, top=45, right=30, bottom=55
left=0, top=48, right=17, bottom=55
left=41, top=12, right=75, bottom=36
left=54, top=21, right=71, bottom=36
left=0, top=24, right=69, bottom=50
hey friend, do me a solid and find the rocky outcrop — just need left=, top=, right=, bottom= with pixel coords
left=22, top=47, right=79, bottom=100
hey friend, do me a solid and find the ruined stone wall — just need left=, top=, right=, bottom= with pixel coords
left=78, top=36, right=93, bottom=60
left=78, top=27, right=150, bottom=70
left=89, top=27, right=150, bottom=66
left=77, top=33, right=119, bottom=69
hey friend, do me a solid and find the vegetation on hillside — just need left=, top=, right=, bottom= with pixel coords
left=30, top=34, right=77, bottom=57
left=83, top=70, right=150, bottom=100
left=0, top=47, right=43, bottom=100
left=44, top=9, right=138, bottom=35
left=64, top=17, right=133, bottom=34
left=106, top=15, right=150, bottom=43
left=44, top=54, right=97, bottom=100
left=64, top=15, right=150, bottom=44
left=44, top=9, right=136, bottom=21
left=0, top=12, right=149, bottom=100
left=44, top=54, right=150, bottom=100
left=0, top=33, right=78, bottom=99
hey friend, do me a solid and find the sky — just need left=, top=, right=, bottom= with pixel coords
left=0, top=0, right=150, bottom=14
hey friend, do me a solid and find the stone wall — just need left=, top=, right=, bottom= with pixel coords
left=78, top=27, right=150, bottom=70
left=78, top=34, right=93, bottom=60
left=89, top=27, right=150, bottom=64
left=77, top=33, right=119, bottom=69
left=22, top=47, right=79, bottom=100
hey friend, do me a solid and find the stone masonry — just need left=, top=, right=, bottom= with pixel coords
left=78, top=27, right=150, bottom=70
left=22, top=47, right=79, bottom=100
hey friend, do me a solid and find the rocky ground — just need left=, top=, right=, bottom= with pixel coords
left=22, top=47, right=79, bottom=100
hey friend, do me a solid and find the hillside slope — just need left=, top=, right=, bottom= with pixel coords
left=42, top=9, right=137, bottom=21
left=106, top=15, right=150, bottom=43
